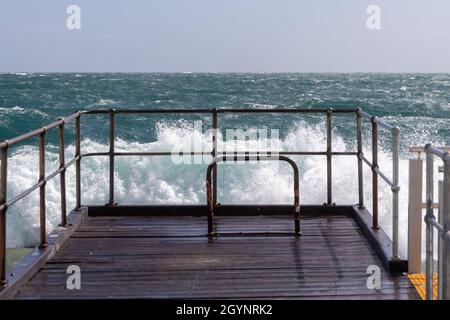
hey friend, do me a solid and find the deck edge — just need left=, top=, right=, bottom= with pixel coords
left=351, top=205, right=408, bottom=273
left=87, top=204, right=355, bottom=216
left=0, top=208, right=87, bottom=300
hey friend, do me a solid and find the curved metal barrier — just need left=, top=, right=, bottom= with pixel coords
left=206, top=155, right=300, bottom=236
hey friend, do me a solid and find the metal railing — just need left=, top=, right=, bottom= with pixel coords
left=0, top=107, right=400, bottom=285
left=206, top=155, right=300, bottom=236
left=424, top=144, right=450, bottom=300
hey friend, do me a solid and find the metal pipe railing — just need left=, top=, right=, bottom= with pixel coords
left=356, top=110, right=364, bottom=208
left=108, top=109, right=115, bottom=206
left=425, top=148, right=434, bottom=300
left=392, top=127, right=400, bottom=259
left=38, top=131, right=46, bottom=248
left=81, top=151, right=358, bottom=158
left=0, top=111, right=82, bottom=285
left=205, top=155, right=300, bottom=236
left=212, top=109, right=218, bottom=206
left=424, top=144, right=450, bottom=300
left=81, top=108, right=357, bottom=115
left=0, top=107, right=400, bottom=286
left=371, top=117, right=379, bottom=230
left=58, top=122, right=67, bottom=227
left=0, top=145, right=7, bottom=285
left=75, top=115, right=81, bottom=210
left=0, top=113, right=80, bottom=150
left=357, top=109, right=400, bottom=259
left=326, top=109, right=333, bottom=205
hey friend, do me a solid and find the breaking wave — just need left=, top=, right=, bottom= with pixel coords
left=5, top=120, right=419, bottom=257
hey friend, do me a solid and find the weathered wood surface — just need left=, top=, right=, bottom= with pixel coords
left=14, top=214, right=419, bottom=299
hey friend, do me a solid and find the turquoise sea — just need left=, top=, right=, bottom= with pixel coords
left=0, top=73, right=449, bottom=255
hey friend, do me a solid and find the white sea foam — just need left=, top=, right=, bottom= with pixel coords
left=0, top=106, right=25, bottom=114
left=3, top=121, right=437, bottom=258
left=96, top=99, right=118, bottom=106
left=244, top=103, right=278, bottom=109
left=0, top=106, right=50, bottom=119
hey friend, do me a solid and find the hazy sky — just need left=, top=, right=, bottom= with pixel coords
left=1, top=0, right=449, bottom=72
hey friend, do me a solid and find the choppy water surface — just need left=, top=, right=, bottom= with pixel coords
left=0, top=73, right=449, bottom=255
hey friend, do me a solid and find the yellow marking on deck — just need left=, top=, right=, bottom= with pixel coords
left=408, top=273, right=437, bottom=300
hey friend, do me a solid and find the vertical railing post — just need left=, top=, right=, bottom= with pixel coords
left=206, top=163, right=214, bottom=236
left=425, top=146, right=434, bottom=300
left=356, top=110, right=364, bottom=208
left=58, top=122, right=67, bottom=227
left=39, top=131, right=47, bottom=248
left=212, top=109, right=218, bottom=206
left=0, top=144, right=8, bottom=285
left=75, top=115, right=81, bottom=210
left=108, top=109, right=115, bottom=206
left=442, top=154, right=450, bottom=300
left=371, top=117, right=379, bottom=229
left=392, top=127, right=400, bottom=259
left=326, top=108, right=333, bottom=205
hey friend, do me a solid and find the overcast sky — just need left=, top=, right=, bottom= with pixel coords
left=0, top=0, right=449, bottom=72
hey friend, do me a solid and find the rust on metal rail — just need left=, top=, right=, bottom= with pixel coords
left=0, top=107, right=402, bottom=287
left=205, top=155, right=300, bottom=236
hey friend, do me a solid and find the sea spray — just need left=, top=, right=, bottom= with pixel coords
left=1, top=73, right=449, bottom=258
left=4, top=120, right=417, bottom=258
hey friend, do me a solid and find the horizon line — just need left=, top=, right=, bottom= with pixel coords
left=2, top=71, right=450, bottom=75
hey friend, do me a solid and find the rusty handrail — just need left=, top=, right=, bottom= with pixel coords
left=356, top=108, right=400, bottom=259
left=205, top=155, right=300, bottom=236
left=0, top=107, right=400, bottom=286
left=0, top=112, right=81, bottom=285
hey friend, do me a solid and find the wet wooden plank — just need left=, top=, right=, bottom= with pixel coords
left=13, top=214, right=420, bottom=300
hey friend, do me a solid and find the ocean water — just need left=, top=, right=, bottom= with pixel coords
left=0, top=73, right=449, bottom=256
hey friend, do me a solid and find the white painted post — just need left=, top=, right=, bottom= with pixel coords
left=408, top=158, right=423, bottom=274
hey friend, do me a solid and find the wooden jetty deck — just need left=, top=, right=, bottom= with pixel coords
left=0, top=108, right=423, bottom=300
left=5, top=206, right=419, bottom=300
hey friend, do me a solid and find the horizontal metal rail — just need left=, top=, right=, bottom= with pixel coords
left=82, top=108, right=358, bottom=115
left=80, top=151, right=358, bottom=158
left=360, top=155, right=395, bottom=187
left=410, top=146, right=450, bottom=156
left=426, top=215, right=448, bottom=236
left=0, top=157, right=78, bottom=212
left=424, top=144, right=450, bottom=300
left=0, top=112, right=80, bottom=149
left=0, top=107, right=399, bottom=286
left=357, top=110, right=397, bottom=133
left=205, top=155, right=300, bottom=236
